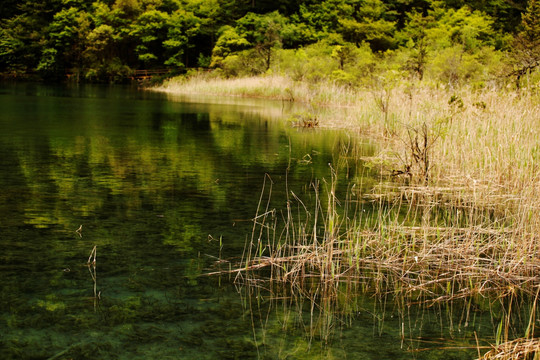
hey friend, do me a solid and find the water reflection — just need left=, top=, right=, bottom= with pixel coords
left=0, top=83, right=386, bottom=359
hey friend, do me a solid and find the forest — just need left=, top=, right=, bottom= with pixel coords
left=0, top=0, right=538, bottom=86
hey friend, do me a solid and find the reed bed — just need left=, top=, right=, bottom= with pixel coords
left=157, top=74, right=540, bottom=200
left=213, top=162, right=539, bottom=355
left=160, top=74, right=540, bottom=357
left=232, top=171, right=540, bottom=299
left=157, top=73, right=360, bottom=106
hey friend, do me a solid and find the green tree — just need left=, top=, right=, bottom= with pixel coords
left=398, top=11, right=435, bottom=79
left=331, top=43, right=357, bottom=70
left=210, top=25, right=250, bottom=68
left=83, top=25, right=121, bottom=80
left=38, top=7, right=92, bottom=79
left=81, top=1, right=136, bottom=80
left=211, top=11, right=290, bottom=72
left=437, top=0, right=524, bottom=33
left=280, top=15, right=317, bottom=47
left=424, top=5, right=496, bottom=52
left=511, top=0, right=540, bottom=87
left=297, top=0, right=356, bottom=34
left=0, top=24, right=28, bottom=73
left=130, top=9, right=169, bottom=66
left=235, top=11, right=287, bottom=71
left=163, top=9, right=201, bottom=68
left=338, top=0, right=396, bottom=51
left=0, top=1, right=61, bottom=74
left=0, top=0, right=527, bottom=84
left=112, top=0, right=142, bottom=18
left=183, top=0, right=222, bottom=53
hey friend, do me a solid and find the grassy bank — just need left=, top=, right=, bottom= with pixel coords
left=156, top=73, right=540, bottom=358
left=156, top=73, right=539, bottom=193
left=157, top=74, right=359, bottom=106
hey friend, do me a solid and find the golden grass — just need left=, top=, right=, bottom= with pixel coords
left=159, top=73, right=540, bottom=357
left=157, top=73, right=360, bottom=105
left=480, top=338, right=540, bottom=359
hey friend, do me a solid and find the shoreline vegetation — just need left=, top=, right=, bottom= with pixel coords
left=155, top=72, right=540, bottom=358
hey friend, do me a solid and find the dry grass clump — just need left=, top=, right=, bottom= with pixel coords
left=232, top=175, right=540, bottom=301
left=480, top=338, right=540, bottom=359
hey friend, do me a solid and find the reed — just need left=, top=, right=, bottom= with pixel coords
left=215, top=154, right=539, bottom=356
left=169, top=73, right=540, bottom=357
left=239, top=173, right=537, bottom=294
left=157, top=73, right=360, bottom=106
left=87, top=245, right=99, bottom=311
left=156, top=75, right=539, bottom=199
left=480, top=338, right=540, bottom=359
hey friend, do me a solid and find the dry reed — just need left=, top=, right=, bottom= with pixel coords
left=480, top=338, right=540, bottom=359
left=161, top=74, right=540, bottom=358
left=157, top=73, right=360, bottom=106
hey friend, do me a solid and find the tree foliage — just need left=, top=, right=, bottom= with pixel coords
left=0, top=0, right=536, bottom=84
left=511, top=0, right=540, bottom=86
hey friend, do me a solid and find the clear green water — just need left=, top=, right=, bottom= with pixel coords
left=0, top=83, right=494, bottom=359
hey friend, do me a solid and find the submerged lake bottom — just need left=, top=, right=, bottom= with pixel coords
left=0, top=83, right=511, bottom=359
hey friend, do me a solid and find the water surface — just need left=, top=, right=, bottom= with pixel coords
left=0, top=83, right=492, bottom=359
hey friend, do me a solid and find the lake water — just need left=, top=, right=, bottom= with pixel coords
left=0, top=83, right=494, bottom=359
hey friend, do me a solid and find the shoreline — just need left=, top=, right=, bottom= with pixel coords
left=154, top=73, right=540, bottom=270
left=155, top=74, right=539, bottom=359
